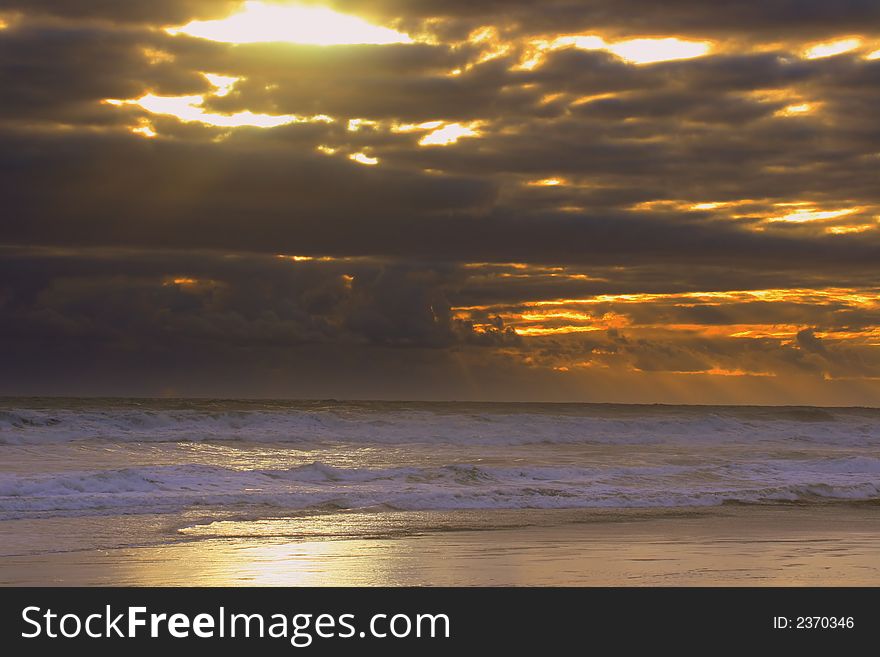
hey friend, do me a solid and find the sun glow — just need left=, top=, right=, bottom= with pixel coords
left=349, top=152, right=379, bottom=165
left=528, top=178, right=566, bottom=187
left=515, top=325, right=605, bottom=336
left=105, top=73, right=333, bottom=130
left=392, top=120, right=442, bottom=133
left=827, top=224, right=873, bottom=235
left=769, top=207, right=859, bottom=223
left=347, top=118, right=380, bottom=132
left=131, top=118, right=158, bottom=138
left=168, top=1, right=413, bottom=46
left=453, top=287, right=880, bottom=340
left=418, top=122, right=482, bottom=146
left=390, top=120, right=482, bottom=146
left=690, top=202, right=733, bottom=210
left=116, top=93, right=302, bottom=128
left=804, top=37, right=861, bottom=59
left=276, top=254, right=337, bottom=262
left=164, top=277, right=200, bottom=287
left=776, top=103, right=815, bottom=116
left=606, top=37, right=712, bottom=64
left=143, top=47, right=176, bottom=65
left=662, top=368, right=776, bottom=377
left=203, top=73, right=239, bottom=97
left=539, top=35, right=712, bottom=66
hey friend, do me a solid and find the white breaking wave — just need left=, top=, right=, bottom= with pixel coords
left=1, top=457, right=878, bottom=519
left=2, top=401, right=878, bottom=521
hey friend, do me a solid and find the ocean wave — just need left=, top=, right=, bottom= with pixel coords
left=2, top=404, right=879, bottom=447
left=2, top=458, right=878, bottom=518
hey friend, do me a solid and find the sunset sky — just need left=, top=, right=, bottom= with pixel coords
left=2, top=1, right=880, bottom=404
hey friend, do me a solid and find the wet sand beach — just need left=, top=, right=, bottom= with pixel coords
left=2, top=504, right=878, bottom=586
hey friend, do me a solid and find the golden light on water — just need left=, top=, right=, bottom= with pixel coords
left=167, top=1, right=413, bottom=46
left=9, top=508, right=878, bottom=586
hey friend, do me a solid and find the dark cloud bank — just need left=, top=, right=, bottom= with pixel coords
left=1, top=1, right=878, bottom=403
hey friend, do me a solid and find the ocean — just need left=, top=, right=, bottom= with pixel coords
left=2, top=398, right=879, bottom=582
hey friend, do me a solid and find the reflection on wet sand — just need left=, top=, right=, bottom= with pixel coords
left=1, top=505, right=878, bottom=586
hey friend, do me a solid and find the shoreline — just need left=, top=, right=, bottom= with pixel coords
left=2, top=504, right=878, bottom=586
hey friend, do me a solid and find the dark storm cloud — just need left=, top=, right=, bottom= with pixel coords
left=7, top=0, right=880, bottom=39
left=2, top=0, right=879, bottom=400
left=6, top=245, right=864, bottom=356
left=202, top=48, right=511, bottom=122
left=330, top=0, right=880, bottom=41
left=194, top=47, right=817, bottom=124
left=5, top=118, right=880, bottom=272
left=4, top=246, right=877, bottom=386
left=0, top=248, right=441, bottom=346
left=4, top=124, right=880, bottom=267
left=0, top=127, right=497, bottom=247
left=0, top=22, right=210, bottom=124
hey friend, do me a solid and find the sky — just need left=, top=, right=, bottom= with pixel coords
left=1, top=0, right=879, bottom=404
